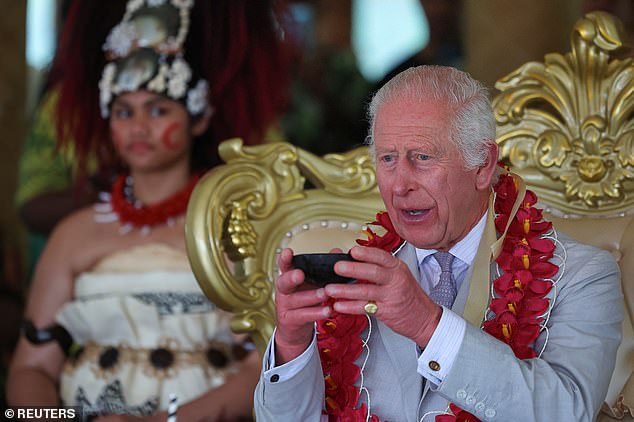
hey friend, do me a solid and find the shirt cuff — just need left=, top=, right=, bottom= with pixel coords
left=263, top=326, right=317, bottom=382
left=417, top=307, right=466, bottom=386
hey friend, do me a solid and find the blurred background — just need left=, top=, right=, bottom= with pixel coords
left=0, top=0, right=632, bottom=406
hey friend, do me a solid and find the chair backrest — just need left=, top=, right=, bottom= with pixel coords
left=493, top=11, right=634, bottom=420
left=185, top=139, right=383, bottom=354
left=185, top=11, right=632, bottom=419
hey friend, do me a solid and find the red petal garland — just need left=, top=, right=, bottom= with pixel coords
left=317, top=172, right=556, bottom=422
left=317, top=218, right=405, bottom=421
left=109, top=174, right=200, bottom=228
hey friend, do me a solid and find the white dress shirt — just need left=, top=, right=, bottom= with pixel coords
left=416, top=212, right=486, bottom=385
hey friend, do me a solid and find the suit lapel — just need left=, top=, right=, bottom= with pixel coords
left=453, top=262, right=473, bottom=315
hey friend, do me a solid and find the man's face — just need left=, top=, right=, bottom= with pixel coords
left=373, top=98, right=493, bottom=251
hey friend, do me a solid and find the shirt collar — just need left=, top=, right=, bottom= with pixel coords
left=414, top=212, right=488, bottom=267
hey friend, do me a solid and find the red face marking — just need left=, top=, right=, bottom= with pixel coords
left=161, top=122, right=182, bottom=150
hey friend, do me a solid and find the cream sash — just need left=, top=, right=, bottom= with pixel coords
left=462, top=171, right=527, bottom=327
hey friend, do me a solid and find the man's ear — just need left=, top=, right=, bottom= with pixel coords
left=191, top=107, right=214, bottom=136
left=475, top=140, right=499, bottom=191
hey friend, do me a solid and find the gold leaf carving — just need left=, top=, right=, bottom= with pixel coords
left=494, top=12, right=634, bottom=216
left=534, top=130, right=571, bottom=168
left=222, top=199, right=258, bottom=261
left=616, top=130, right=634, bottom=167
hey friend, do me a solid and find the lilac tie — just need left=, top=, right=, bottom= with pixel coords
left=430, top=251, right=457, bottom=308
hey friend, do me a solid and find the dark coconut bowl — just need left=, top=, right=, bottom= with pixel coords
left=291, top=253, right=358, bottom=287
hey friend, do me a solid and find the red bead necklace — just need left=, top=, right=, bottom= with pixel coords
left=106, top=173, right=200, bottom=229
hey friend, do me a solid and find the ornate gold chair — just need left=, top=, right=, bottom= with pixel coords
left=185, top=11, right=632, bottom=420
left=493, top=11, right=633, bottom=420
left=185, top=139, right=383, bottom=354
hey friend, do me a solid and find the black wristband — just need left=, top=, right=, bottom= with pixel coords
left=22, top=319, right=74, bottom=355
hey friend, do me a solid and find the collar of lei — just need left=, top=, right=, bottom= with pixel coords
left=95, top=173, right=200, bottom=234
left=316, top=172, right=557, bottom=422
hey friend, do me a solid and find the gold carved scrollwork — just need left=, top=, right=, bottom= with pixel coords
left=186, top=139, right=302, bottom=352
left=494, top=12, right=634, bottom=216
left=297, top=147, right=377, bottom=194
left=222, top=198, right=257, bottom=261
left=185, top=139, right=381, bottom=353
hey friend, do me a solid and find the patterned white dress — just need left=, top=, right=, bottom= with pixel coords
left=55, top=243, right=241, bottom=417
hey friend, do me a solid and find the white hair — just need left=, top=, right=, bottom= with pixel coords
left=366, top=65, right=495, bottom=170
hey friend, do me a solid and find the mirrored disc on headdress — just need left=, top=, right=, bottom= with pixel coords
left=130, top=4, right=179, bottom=50
left=114, top=49, right=158, bottom=93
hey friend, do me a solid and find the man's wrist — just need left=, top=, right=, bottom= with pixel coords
left=274, top=335, right=312, bottom=366
left=414, top=304, right=443, bottom=349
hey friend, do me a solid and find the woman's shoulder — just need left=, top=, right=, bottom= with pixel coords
left=45, top=205, right=119, bottom=267
left=31, top=206, right=107, bottom=286
left=52, top=205, right=102, bottom=239
left=48, top=205, right=187, bottom=273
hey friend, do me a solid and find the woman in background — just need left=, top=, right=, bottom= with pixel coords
left=7, top=0, right=292, bottom=420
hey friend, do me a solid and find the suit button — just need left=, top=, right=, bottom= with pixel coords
left=475, top=402, right=485, bottom=412
left=428, top=360, right=441, bottom=371
left=485, top=408, right=496, bottom=419
left=456, top=389, right=467, bottom=400
left=466, top=396, right=476, bottom=405
left=270, top=374, right=280, bottom=382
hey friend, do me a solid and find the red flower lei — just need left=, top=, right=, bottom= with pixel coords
left=109, top=174, right=200, bottom=228
left=316, top=173, right=556, bottom=421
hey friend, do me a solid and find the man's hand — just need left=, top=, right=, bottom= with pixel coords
left=274, top=248, right=332, bottom=365
left=325, top=245, right=442, bottom=348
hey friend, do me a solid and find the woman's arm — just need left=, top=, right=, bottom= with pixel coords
left=6, top=216, right=79, bottom=405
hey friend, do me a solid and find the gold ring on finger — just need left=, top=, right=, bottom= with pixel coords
left=364, top=300, right=378, bottom=316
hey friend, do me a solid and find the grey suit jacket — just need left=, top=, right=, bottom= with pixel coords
left=254, top=232, right=623, bottom=422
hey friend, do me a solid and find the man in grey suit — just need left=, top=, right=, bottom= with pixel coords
left=254, top=66, right=623, bottom=421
